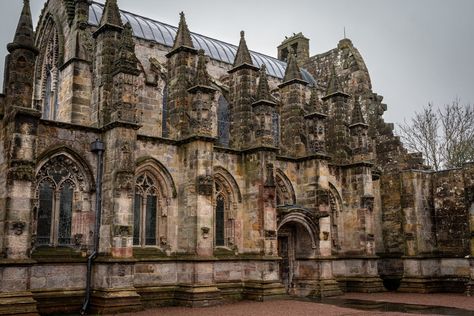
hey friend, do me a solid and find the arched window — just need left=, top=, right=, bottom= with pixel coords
left=133, top=166, right=172, bottom=248
left=35, top=154, right=88, bottom=246
left=272, top=112, right=279, bottom=146
left=275, top=170, right=296, bottom=207
left=217, top=95, right=230, bottom=147
left=162, top=85, right=168, bottom=137
left=214, top=181, right=233, bottom=247
left=328, top=186, right=342, bottom=253
left=35, top=18, right=60, bottom=120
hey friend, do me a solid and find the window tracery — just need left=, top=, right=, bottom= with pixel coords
left=328, top=187, right=342, bottom=252
left=214, top=181, right=233, bottom=247
left=35, top=154, right=87, bottom=246
left=214, top=172, right=239, bottom=248
left=217, top=95, right=230, bottom=147
left=275, top=170, right=296, bottom=206
left=36, top=18, right=60, bottom=120
left=133, top=172, right=167, bottom=247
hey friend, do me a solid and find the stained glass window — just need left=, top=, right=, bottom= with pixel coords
left=272, top=112, right=280, bottom=146
left=217, top=96, right=230, bottom=147
left=145, top=196, right=157, bottom=245
left=58, top=183, right=73, bottom=245
left=43, top=70, right=52, bottom=119
left=37, top=181, right=54, bottom=245
left=35, top=154, right=87, bottom=247
left=215, top=195, right=225, bottom=246
left=133, top=194, right=141, bottom=245
left=134, top=173, right=161, bottom=247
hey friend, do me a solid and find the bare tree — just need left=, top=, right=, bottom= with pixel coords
left=398, top=99, right=474, bottom=171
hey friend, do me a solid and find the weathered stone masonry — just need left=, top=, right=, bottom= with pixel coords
left=0, top=0, right=472, bottom=315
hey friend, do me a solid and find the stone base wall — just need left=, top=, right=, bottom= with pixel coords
left=399, top=258, right=470, bottom=293
left=0, top=258, right=286, bottom=315
left=333, top=257, right=384, bottom=293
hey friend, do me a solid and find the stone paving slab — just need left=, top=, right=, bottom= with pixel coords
left=115, top=299, right=440, bottom=316
left=113, top=293, right=474, bottom=316
left=340, top=293, right=474, bottom=310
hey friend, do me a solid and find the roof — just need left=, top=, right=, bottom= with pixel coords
left=88, top=2, right=315, bottom=83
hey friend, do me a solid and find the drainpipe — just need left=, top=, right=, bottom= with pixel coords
left=80, top=139, right=105, bottom=315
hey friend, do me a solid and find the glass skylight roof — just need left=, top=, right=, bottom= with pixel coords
left=89, top=2, right=315, bottom=83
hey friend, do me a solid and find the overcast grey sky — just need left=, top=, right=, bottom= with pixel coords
left=0, top=0, right=473, bottom=124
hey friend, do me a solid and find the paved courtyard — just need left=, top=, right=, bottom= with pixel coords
left=116, top=293, right=474, bottom=316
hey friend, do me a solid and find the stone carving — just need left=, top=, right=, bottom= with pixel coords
left=201, top=226, right=210, bottom=239
left=197, top=175, right=213, bottom=196
left=117, top=265, right=127, bottom=277
left=36, top=154, right=86, bottom=192
left=265, top=230, right=276, bottom=239
left=160, top=236, right=168, bottom=245
left=115, top=171, right=134, bottom=196
left=114, top=225, right=132, bottom=237
left=11, top=221, right=26, bottom=236
left=73, top=233, right=83, bottom=245
left=265, top=163, right=275, bottom=187
left=465, top=185, right=474, bottom=205
left=361, top=195, right=375, bottom=212
left=316, top=189, right=329, bottom=206
left=7, top=164, right=35, bottom=183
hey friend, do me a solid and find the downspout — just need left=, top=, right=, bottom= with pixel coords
left=80, top=139, right=105, bottom=315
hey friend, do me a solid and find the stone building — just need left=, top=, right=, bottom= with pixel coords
left=0, top=0, right=473, bottom=315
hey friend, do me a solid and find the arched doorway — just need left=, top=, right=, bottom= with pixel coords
left=277, top=207, right=321, bottom=295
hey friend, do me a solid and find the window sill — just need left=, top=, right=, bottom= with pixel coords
left=31, top=246, right=88, bottom=263
left=133, top=246, right=168, bottom=259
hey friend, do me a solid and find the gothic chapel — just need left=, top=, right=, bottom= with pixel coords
left=0, top=0, right=473, bottom=315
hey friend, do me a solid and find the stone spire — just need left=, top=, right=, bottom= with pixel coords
left=256, top=65, right=273, bottom=102
left=282, top=50, right=303, bottom=83
left=172, top=12, right=194, bottom=50
left=114, top=23, right=139, bottom=75
left=195, top=49, right=211, bottom=86
left=100, top=0, right=123, bottom=28
left=232, top=31, right=254, bottom=68
left=7, top=0, right=37, bottom=53
left=350, top=98, right=367, bottom=126
left=309, top=86, right=325, bottom=114
left=325, top=65, right=346, bottom=96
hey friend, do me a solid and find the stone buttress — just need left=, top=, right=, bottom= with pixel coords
left=90, top=1, right=142, bottom=312
left=0, top=0, right=40, bottom=315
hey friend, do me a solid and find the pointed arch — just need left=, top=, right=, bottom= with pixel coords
left=275, top=168, right=296, bottom=206
left=36, top=146, right=95, bottom=192
left=277, top=206, right=320, bottom=249
left=136, top=157, right=177, bottom=198
left=34, top=14, right=65, bottom=119
left=213, top=166, right=241, bottom=248
left=213, top=166, right=242, bottom=203
left=134, top=158, right=176, bottom=247
left=328, top=182, right=343, bottom=252
left=34, top=148, right=94, bottom=246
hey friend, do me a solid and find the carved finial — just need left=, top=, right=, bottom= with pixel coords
left=232, top=30, right=254, bottom=68
left=282, top=51, right=303, bottom=83
left=193, top=49, right=212, bottom=87
left=100, top=0, right=123, bottom=28
left=114, top=22, right=139, bottom=75
left=256, top=65, right=272, bottom=102
left=7, top=0, right=37, bottom=53
left=265, top=163, right=275, bottom=187
left=325, top=65, right=345, bottom=96
left=172, top=11, right=194, bottom=50
left=350, top=97, right=367, bottom=126
left=310, top=86, right=324, bottom=113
